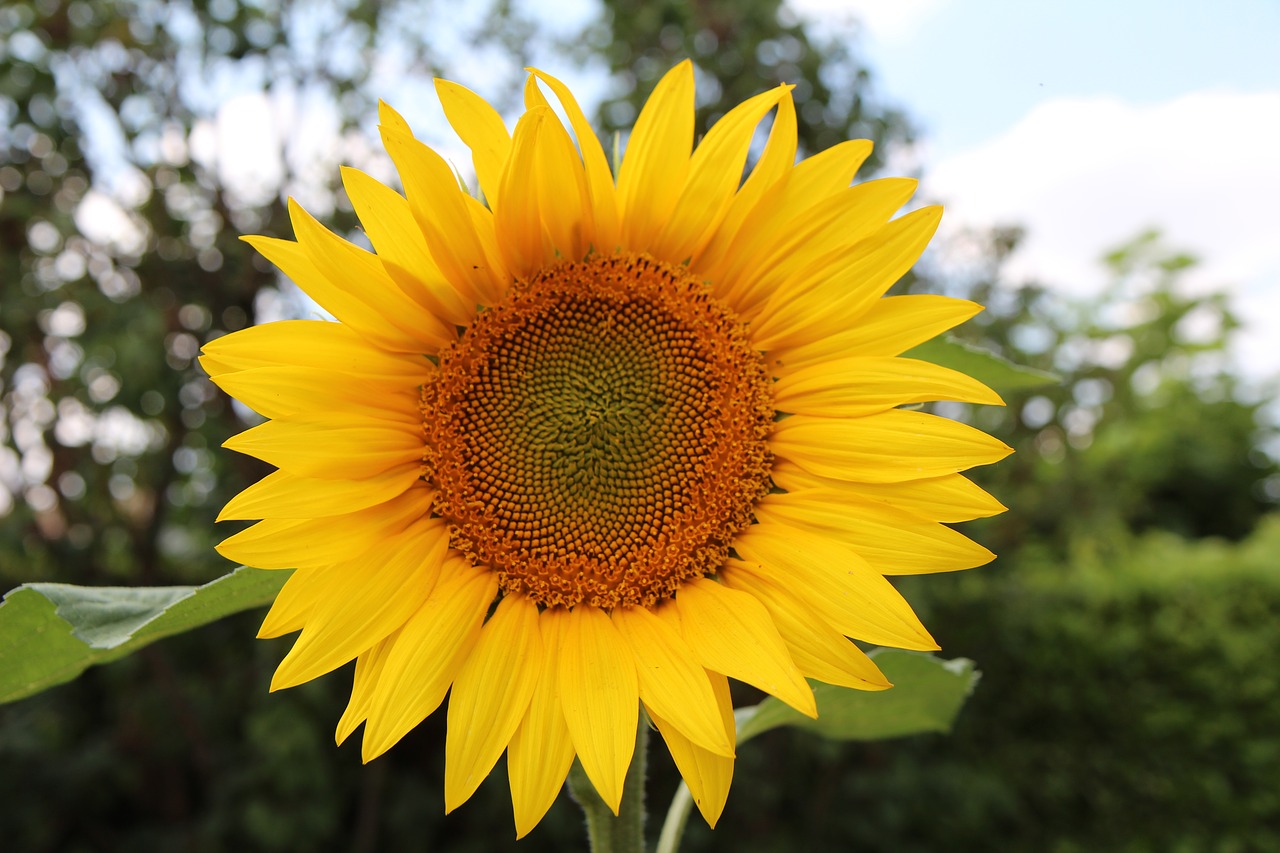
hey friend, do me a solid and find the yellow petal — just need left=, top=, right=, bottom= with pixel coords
left=732, top=523, right=939, bottom=650
left=648, top=669, right=735, bottom=828
left=772, top=355, right=1003, bottom=418
left=336, top=628, right=400, bottom=745
left=522, top=73, right=552, bottom=110
left=703, top=136, right=875, bottom=291
left=529, top=69, right=621, bottom=252
left=612, top=605, right=733, bottom=758
left=288, top=198, right=455, bottom=348
left=222, top=414, right=422, bottom=480
left=445, top=594, right=543, bottom=813
left=650, top=85, right=791, bottom=263
left=435, top=78, right=512, bottom=208
left=377, top=98, right=411, bottom=135
left=242, top=233, right=437, bottom=355
left=769, top=295, right=982, bottom=370
left=674, top=578, right=815, bottom=718
left=217, top=464, right=422, bottom=522
left=784, top=138, right=876, bottom=199
left=340, top=165, right=476, bottom=327
left=693, top=93, right=797, bottom=272
left=494, top=107, right=550, bottom=276
left=770, top=462, right=1008, bottom=523
left=362, top=560, right=498, bottom=761
left=463, top=194, right=508, bottom=298
left=769, top=410, right=1013, bottom=484
left=209, top=365, right=421, bottom=422
left=555, top=606, right=639, bottom=814
left=200, top=320, right=428, bottom=384
left=257, top=565, right=329, bottom=638
left=378, top=117, right=508, bottom=304
left=722, top=178, right=919, bottom=314
left=755, top=490, right=996, bottom=575
left=196, top=352, right=237, bottom=379
left=749, top=206, right=943, bottom=349
left=217, top=481, right=434, bottom=569
left=616, top=60, right=695, bottom=249
left=532, top=108, right=594, bottom=261
left=720, top=561, right=891, bottom=691
left=508, top=608, right=578, bottom=839
left=270, top=518, right=450, bottom=690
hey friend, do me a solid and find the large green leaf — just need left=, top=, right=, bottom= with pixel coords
left=0, top=567, right=289, bottom=704
left=736, top=650, right=979, bottom=744
left=905, top=336, right=1058, bottom=393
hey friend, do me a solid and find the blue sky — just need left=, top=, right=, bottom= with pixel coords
left=796, top=0, right=1280, bottom=378
left=855, top=0, right=1280, bottom=157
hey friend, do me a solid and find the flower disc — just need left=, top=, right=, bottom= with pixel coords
left=422, top=253, right=774, bottom=608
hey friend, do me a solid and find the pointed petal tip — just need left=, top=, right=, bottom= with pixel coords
left=795, top=688, right=819, bottom=719
left=377, top=100, right=413, bottom=135
left=361, top=733, right=393, bottom=765
left=267, top=667, right=293, bottom=692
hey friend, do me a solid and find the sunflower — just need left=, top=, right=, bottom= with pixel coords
left=203, top=61, right=1011, bottom=836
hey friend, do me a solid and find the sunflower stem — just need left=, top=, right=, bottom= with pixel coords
left=568, top=713, right=649, bottom=853
left=654, top=780, right=694, bottom=853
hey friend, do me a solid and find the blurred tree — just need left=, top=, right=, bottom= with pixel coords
left=0, top=0, right=542, bottom=589
left=7, top=0, right=1273, bottom=848
left=936, top=229, right=1278, bottom=556
left=582, top=0, right=914, bottom=169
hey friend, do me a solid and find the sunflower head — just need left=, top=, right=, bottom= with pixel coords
left=204, top=60, right=1011, bottom=837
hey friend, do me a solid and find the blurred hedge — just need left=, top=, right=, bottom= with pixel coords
left=678, top=516, right=1280, bottom=852
left=3, top=521, right=1278, bottom=851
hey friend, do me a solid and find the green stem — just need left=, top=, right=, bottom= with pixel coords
left=654, top=781, right=694, bottom=853
left=567, top=713, right=649, bottom=853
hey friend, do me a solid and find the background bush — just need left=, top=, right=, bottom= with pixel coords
left=681, top=520, right=1280, bottom=853
left=2, top=1, right=1277, bottom=850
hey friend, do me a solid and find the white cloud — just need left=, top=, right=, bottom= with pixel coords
left=925, top=89, right=1280, bottom=376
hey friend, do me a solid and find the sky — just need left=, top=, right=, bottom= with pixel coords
left=793, top=0, right=1280, bottom=379
left=125, top=0, right=1280, bottom=379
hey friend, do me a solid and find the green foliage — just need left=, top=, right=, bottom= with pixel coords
left=909, top=518, right=1280, bottom=851
left=904, top=336, right=1058, bottom=395
left=936, top=229, right=1278, bottom=555
left=0, top=566, right=286, bottom=703
left=674, top=519, right=1280, bottom=852
left=0, top=0, right=536, bottom=593
left=737, top=650, right=979, bottom=744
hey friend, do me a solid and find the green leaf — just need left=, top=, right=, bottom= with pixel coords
left=0, top=567, right=290, bottom=705
left=736, top=650, right=980, bottom=744
left=905, top=336, right=1058, bottom=392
